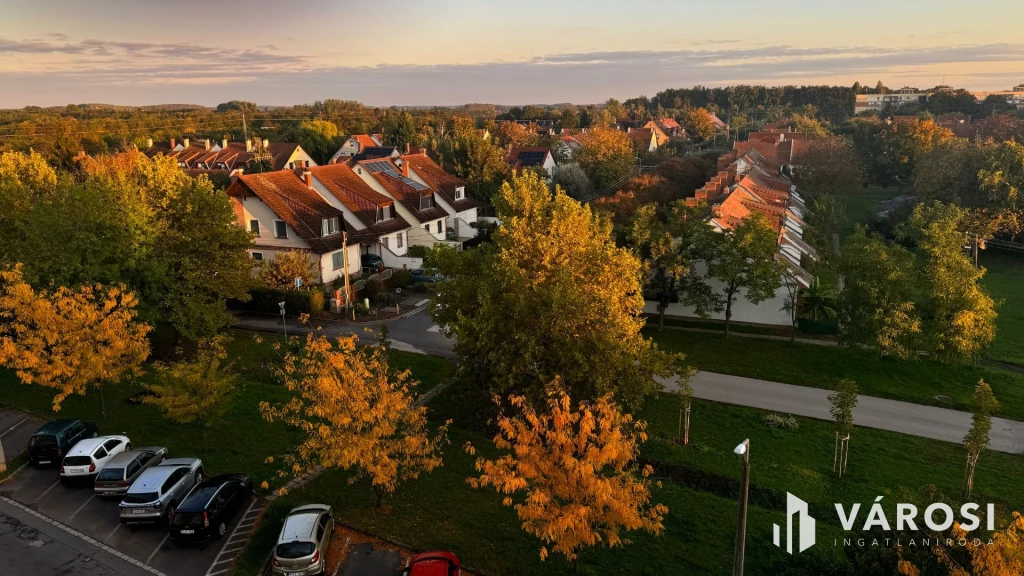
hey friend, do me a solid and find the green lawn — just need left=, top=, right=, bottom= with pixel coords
left=649, top=328, right=1024, bottom=420
left=839, top=186, right=906, bottom=237
left=0, top=331, right=447, bottom=491
left=980, top=248, right=1024, bottom=367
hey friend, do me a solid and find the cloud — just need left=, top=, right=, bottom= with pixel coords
left=3, top=41, right=1024, bottom=107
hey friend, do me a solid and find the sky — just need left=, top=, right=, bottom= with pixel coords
left=2, top=0, right=1024, bottom=108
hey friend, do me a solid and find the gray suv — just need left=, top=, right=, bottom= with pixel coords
left=94, top=447, right=167, bottom=497
left=119, top=457, right=203, bottom=524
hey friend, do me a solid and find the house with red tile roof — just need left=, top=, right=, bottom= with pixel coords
left=640, top=120, right=673, bottom=145
left=225, top=169, right=361, bottom=285
left=505, top=146, right=557, bottom=177
left=399, top=151, right=487, bottom=240
left=349, top=158, right=453, bottom=248
left=627, top=127, right=659, bottom=153
left=144, top=137, right=317, bottom=177
left=329, top=134, right=383, bottom=163
left=655, top=117, right=683, bottom=136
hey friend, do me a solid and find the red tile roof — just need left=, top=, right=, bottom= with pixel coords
left=400, top=153, right=484, bottom=212
left=357, top=160, right=449, bottom=222
left=309, top=163, right=411, bottom=236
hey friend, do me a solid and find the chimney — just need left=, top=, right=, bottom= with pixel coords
left=401, top=161, right=410, bottom=178
left=183, top=138, right=190, bottom=149
left=405, top=142, right=411, bottom=154
left=302, top=170, right=312, bottom=188
left=245, top=138, right=252, bottom=152
left=262, top=138, right=269, bottom=148
left=203, top=139, right=210, bottom=150
left=146, top=138, right=153, bottom=148
left=506, top=143, right=513, bottom=156
left=222, top=136, right=228, bottom=149
left=170, top=138, right=176, bottom=148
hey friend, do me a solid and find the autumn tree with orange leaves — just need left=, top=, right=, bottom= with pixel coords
left=260, top=330, right=447, bottom=507
left=465, top=384, right=667, bottom=565
left=898, top=511, right=1024, bottom=576
left=0, top=264, right=151, bottom=415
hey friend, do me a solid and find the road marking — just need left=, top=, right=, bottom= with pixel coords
left=204, top=498, right=260, bottom=576
left=146, top=533, right=170, bottom=565
left=103, top=522, right=122, bottom=543
left=0, top=417, right=29, bottom=437
left=426, top=324, right=441, bottom=333
left=68, top=494, right=95, bottom=520
left=415, top=299, right=430, bottom=307
left=0, top=496, right=169, bottom=576
left=35, top=480, right=61, bottom=502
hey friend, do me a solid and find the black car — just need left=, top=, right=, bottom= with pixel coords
left=169, top=474, right=253, bottom=542
left=361, top=253, right=383, bottom=273
left=27, top=419, right=98, bottom=467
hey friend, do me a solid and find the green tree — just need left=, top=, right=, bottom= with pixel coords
left=429, top=173, right=685, bottom=409
left=551, top=163, right=592, bottom=199
left=963, top=380, right=998, bottom=499
left=681, top=108, right=716, bottom=141
left=791, top=113, right=831, bottom=139
left=700, top=214, right=786, bottom=337
left=575, top=127, right=635, bottom=191
left=383, top=110, right=418, bottom=151
left=293, top=120, right=342, bottom=165
left=791, top=136, right=863, bottom=197
left=559, top=106, right=580, bottom=130
left=799, top=276, right=838, bottom=322
left=145, top=335, right=236, bottom=451
left=827, top=379, right=858, bottom=477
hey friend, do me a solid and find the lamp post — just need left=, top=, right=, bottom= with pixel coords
left=278, top=301, right=287, bottom=340
left=732, top=439, right=751, bottom=576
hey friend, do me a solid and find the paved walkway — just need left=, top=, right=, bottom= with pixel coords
left=232, top=307, right=1024, bottom=455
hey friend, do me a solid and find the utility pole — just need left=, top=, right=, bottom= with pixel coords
left=278, top=301, right=287, bottom=341
left=732, top=439, right=751, bottom=576
left=972, top=233, right=979, bottom=268
left=342, top=231, right=352, bottom=312
left=242, top=113, right=248, bottom=143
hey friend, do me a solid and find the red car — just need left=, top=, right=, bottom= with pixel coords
left=403, top=551, right=461, bottom=576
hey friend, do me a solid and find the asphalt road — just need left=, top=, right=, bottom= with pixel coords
left=234, top=305, right=1024, bottom=453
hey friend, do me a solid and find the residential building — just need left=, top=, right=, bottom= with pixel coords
left=640, top=120, right=673, bottom=145
left=350, top=158, right=451, bottom=248
left=225, top=170, right=360, bottom=285
left=328, top=134, right=383, bottom=163
left=400, top=151, right=486, bottom=241
left=505, top=146, right=557, bottom=177
left=627, top=127, right=659, bottom=153
left=709, top=113, right=728, bottom=131
left=349, top=146, right=401, bottom=163
left=854, top=87, right=929, bottom=114
left=650, top=118, right=684, bottom=138
left=143, top=138, right=316, bottom=177
left=971, top=84, right=1024, bottom=109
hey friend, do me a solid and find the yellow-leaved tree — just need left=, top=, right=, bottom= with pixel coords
left=260, top=330, right=447, bottom=506
left=465, top=384, right=668, bottom=565
left=0, top=264, right=151, bottom=414
left=145, top=335, right=236, bottom=452
left=259, top=250, right=320, bottom=290
left=898, top=511, right=1024, bottom=576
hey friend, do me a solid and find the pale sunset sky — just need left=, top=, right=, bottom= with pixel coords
left=1, top=0, right=1023, bottom=107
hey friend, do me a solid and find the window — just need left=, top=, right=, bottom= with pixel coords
left=321, top=217, right=341, bottom=236
left=252, top=252, right=264, bottom=261
left=396, top=233, right=403, bottom=248
left=332, top=251, right=344, bottom=270
left=424, top=224, right=429, bottom=232
left=382, top=205, right=391, bottom=220
left=382, top=237, right=389, bottom=249
left=274, top=220, right=287, bottom=239
left=103, top=439, right=122, bottom=451
left=436, top=221, right=442, bottom=234
left=249, top=220, right=260, bottom=235
left=94, top=447, right=108, bottom=460
left=127, top=461, right=141, bottom=478
left=455, top=188, right=464, bottom=200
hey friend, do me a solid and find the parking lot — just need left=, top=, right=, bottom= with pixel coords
left=0, top=407, right=263, bottom=576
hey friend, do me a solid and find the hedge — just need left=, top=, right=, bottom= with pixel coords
left=229, top=287, right=320, bottom=315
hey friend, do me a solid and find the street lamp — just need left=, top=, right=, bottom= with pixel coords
left=732, top=439, right=751, bottom=576
left=278, top=301, right=287, bottom=340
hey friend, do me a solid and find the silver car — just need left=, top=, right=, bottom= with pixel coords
left=271, top=504, right=335, bottom=576
left=94, top=447, right=167, bottom=496
left=119, top=457, right=203, bottom=524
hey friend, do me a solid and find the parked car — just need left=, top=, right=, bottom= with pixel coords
left=270, top=504, right=335, bottom=576
left=361, top=253, right=383, bottom=273
left=409, top=269, right=439, bottom=284
left=169, top=474, right=253, bottom=543
left=59, top=435, right=130, bottom=483
left=94, top=447, right=168, bottom=497
left=403, top=551, right=462, bottom=576
left=119, top=457, right=203, bottom=524
left=27, top=419, right=98, bottom=467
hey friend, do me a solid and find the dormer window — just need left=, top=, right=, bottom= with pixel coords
left=321, top=216, right=341, bottom=236
left=382, top=205, right=391, bottom=220
left=419, top=195, right=433, bottom=211
left=455, top=187, right=465, bottom=200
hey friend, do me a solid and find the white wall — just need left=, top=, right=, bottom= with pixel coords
left=317, top=243, right=361, bottom=285
left=237, top=196, right=309, bottom=250
left=352, top=166, right=447, bottom=243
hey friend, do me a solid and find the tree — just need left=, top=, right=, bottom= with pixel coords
left=963, top=380, right=999, bottom=499
left=827, top=380, right=858, bottom=477
left=681, top=108, right=716, bottom=141
left=292, top=120, right=341, bottom=166
left=260, top=331, right=446, bottom=506
left=900, top=203, right=997, bottom=364
left=145, top=335, right=236, bottom=451
left=559, top=106, right=580, bottom=130
left=790, top=136, right=864, bottom=197
left=799, top=276, right=838, bottom=322
left=465, top=385, right=668, bottom=564
left=898, top=511, right=1024, bottom=576
left=877, top=118, right=956, bottom=187
left=260, top=250, right=319, bottom=290
left=382, top=110, right=418, bottom=151
left=780, top=271, right=802, bottom=342
left=575, top=127, right=636, bottom=191
left=431, top=133, right=511, bottom=201
left=791, top=113, right=831, bottom=139
left=673, top=370, right=696, bottom=445
left=429, top=173, right=684, bottom=409
left=655, top=157, right=712, bottom=199
left=701, top=214, right=786, bottom=337
left=839, top=227, right=922, bottom=358
left=0, top=264, right=150, bottom=414
left=551, top=163, right=592, bottom=200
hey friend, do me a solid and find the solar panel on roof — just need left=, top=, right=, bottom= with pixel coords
left=381, top=172, right=430, bottom=191
left=517, top=151, right=547, bottom=166
left=363, top=160, right=396, bottom=173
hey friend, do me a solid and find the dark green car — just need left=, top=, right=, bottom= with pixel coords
left=27, top=419, right=98, bottom=467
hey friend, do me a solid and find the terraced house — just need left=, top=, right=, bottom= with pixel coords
left=143, top=137, right=317, bottom=178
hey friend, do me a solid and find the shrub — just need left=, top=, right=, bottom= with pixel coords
left=763, top=413, right=799, bottom=430
left=374, top=292, right=397, bottom=307
left=354, top=302, right=371, bottom=315
left=411, top=283, right=429, bottom=294
left=232, top=287, right=317, bottom=314
left=308, top=290, right=325, bottom=316
left=363, top=277, right=383, bottom=300
left=390, top=269, right=413, bottom=288
left=407, top=245, right=429, bottom=258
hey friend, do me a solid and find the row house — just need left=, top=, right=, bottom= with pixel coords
left=328, top=134, right=383, bottom=163
left=143, top=137, right=316, bottom=177
left=225, top=170, right=361, bottom=285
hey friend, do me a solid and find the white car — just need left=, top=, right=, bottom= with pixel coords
left=60, top=435, right=131, bottom=483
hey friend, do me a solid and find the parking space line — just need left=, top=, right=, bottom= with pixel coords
left=0, top=416, right=29, bottom=437
left=68, top=494, right=95, bottom=520
left=204, top=498, right=260, bottom=576
left=206, top=569, right=229, bottom=576
left=146, top=533, right=170, bottom=565
left=35, top=480, right=61, bottom=502
left=103, top=522, right=121, bottom=543
left=220, top=543, right=246, bottom=553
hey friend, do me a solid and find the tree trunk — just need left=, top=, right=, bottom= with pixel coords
left=200, top=417, right=208, bottom=453
left=724, top=295, right=733, bottom=338
left=658, top=302, right=666, bottom=331
left=98, top=385, right=106, bottom=418
left=374, top=485, right=384, bottom=508
left=677, top=405, right=683, bottom=443
left=683, top=403, right=691, bottom=446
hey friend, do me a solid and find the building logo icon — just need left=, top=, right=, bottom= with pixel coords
left=774, top=492, right=816, bottom=553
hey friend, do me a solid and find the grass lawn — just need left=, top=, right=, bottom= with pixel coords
left=648, top=328, right=1024, bottom=421
left=839, top=186, right=906, bottom=237
left=980, top=248, right=1024, bottom=367
left=0, top=331, right=448, bottom=491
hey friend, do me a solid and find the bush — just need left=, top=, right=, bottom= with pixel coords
left=411, top=282, right=429, bottom=294
left=354, top=302, right=371, bottom=315
left=308, top=290, right=325, bottom=316
left=363, top=277, right=383, bottom=300
left=231, top=287, right=317, bottom=315
left=407, top=245, right=429, bottom=258
left=762, top=413, right=799, bottom=430
left=374, top=292, right=397, bottom=307
left=390, top=269, right=413, bottom=288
